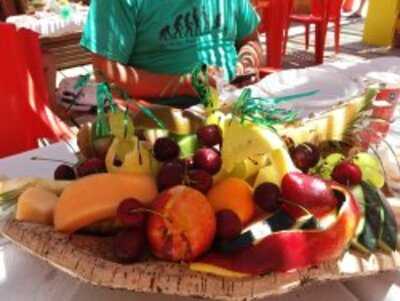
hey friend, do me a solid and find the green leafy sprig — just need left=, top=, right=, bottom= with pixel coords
left=191, top=64, right=219, bottom=113
left=121, top=92, right=166, bottom=130
left=232, top=89, right=319, bottom=128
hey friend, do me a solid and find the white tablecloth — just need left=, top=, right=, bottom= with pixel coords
left=0, top=142, right=399, bottom=301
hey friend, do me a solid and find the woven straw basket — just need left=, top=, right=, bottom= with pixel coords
left=1, top=218, right=399, bottom=301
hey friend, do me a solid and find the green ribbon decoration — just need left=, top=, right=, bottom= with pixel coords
left=73, top=73, right=91, bottom=91
left=191, top=64, right=219, bottom=113
left=104, top=82, right=117, bottom=113
left=121, top=92, right=166, bottom=130
left=93, top=83, right=112, bottom=139
left=60, top=4, right=73, bottom=21
left=233, top=89, right=319, bottom=128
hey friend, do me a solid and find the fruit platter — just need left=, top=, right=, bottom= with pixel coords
left=1, top=68, right=400, bottom=301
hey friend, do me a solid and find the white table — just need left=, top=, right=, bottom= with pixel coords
left=6, top=6, right=88, bottom=38
left=0, top=142, right=399, bottom=301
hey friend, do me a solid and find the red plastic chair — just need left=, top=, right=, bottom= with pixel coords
left=255, top=0, right=294, bottom=71
left=342, top=0, right=355, bottom=12
left=290, top=0, right=343, bottom=61
left=0, top=23, right=73, bottom=158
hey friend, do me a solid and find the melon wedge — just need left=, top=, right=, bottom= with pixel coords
left=54, top=173, right=158, bottom=233
left=16, top=187, right=59, bottom=225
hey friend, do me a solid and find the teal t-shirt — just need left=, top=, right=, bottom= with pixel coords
left=81, top=0, right=259, bottom=81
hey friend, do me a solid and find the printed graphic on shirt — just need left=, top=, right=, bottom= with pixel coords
left=159, top=6, right=225, bottom=42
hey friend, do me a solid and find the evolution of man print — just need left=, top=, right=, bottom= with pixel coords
left=159, top=6, right=226, bottom=42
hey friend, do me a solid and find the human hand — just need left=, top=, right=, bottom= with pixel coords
left=232, top=63, right=259, bottom=87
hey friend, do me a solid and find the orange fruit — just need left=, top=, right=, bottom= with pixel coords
left=207, top=178, right=255, bottom=224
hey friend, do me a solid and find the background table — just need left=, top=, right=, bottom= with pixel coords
left=0, top=142, right=399, bottom=301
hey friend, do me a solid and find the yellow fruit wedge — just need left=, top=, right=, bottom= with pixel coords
left=277, top=96, right=367, bottom=144
left=254, top=164, right=281, bottom=188
left=281, top=122, right=319, bottom=145
left=222, top=118, right=285, bottom=172
left=253, top=149, right=298, bottom=187
left=270, top=148, right=299, bottom=185
left=0, top=177, right=70, bottom=195
left=190, top=263, right=249, bottom=278
left=106, top=137, right=158, bottom=176
left=304, top=116, right=330, bottom=143
left=327, top=106, right=348, bottom=141
left=230, top=155, right=268, bottom=180
left=206, top=112, right=231, bottom=136
left=54, top=173, right=157, bottom=233
left=16, top=187, right=59, bottom=225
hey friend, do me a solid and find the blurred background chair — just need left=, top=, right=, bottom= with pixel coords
left=289, top=0, right=341, bottom=64
left=290, top=0, right=344, bottom=54
left=0, top=23, right=73, bottom=158
left=342, top=0, right=355, bottom=13
left=253, top=0, right=294, bottom=75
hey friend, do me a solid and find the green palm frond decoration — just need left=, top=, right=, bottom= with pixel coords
left=191, top=64, right=220, bottom=114
left=232, top=89, right=318, bottom=128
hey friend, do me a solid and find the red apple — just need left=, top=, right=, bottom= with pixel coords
left=281, top=173, right=338, bottom=218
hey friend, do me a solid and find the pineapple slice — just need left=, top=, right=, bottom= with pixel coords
left=253, top=149, right=298, bottom=187
left=269, top=148, right=299, bottom=184
left=254, top=164, right=281, bottom=187
left=280, top=121, right=321, bottom=145
left=206, top=112, right=231, bottom=136
left=327, top=97, right=365, bottom=141
left=222, top=118, right=285, bottom=172
left=306, top=116, right=330, bottom=142
left=106, top=137, right=158, bottom=176
left=230, top=155, right=268, bottom=180
left=327, top=106, right=348, bottom=141
left=278, top=96, right=367, bottom=144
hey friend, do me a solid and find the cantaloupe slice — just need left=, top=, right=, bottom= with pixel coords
left=16, top=187, right=59, bottom=225
left=54, top=173, right=158, bottom=233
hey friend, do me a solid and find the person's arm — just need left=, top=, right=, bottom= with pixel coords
left=236, top=31, right=264, bottom=76
left=81, top=0, right=197, bottom=100
left=92, top=54, right=196, bottom=100
left=233, top=0, right=263, bottom=85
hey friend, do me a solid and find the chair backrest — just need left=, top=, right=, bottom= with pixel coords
left=311, top=0, right=344, bottom=20
left=255, top=0, right=294, bottom=33
left=0, top=23, right=73, bottom=158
